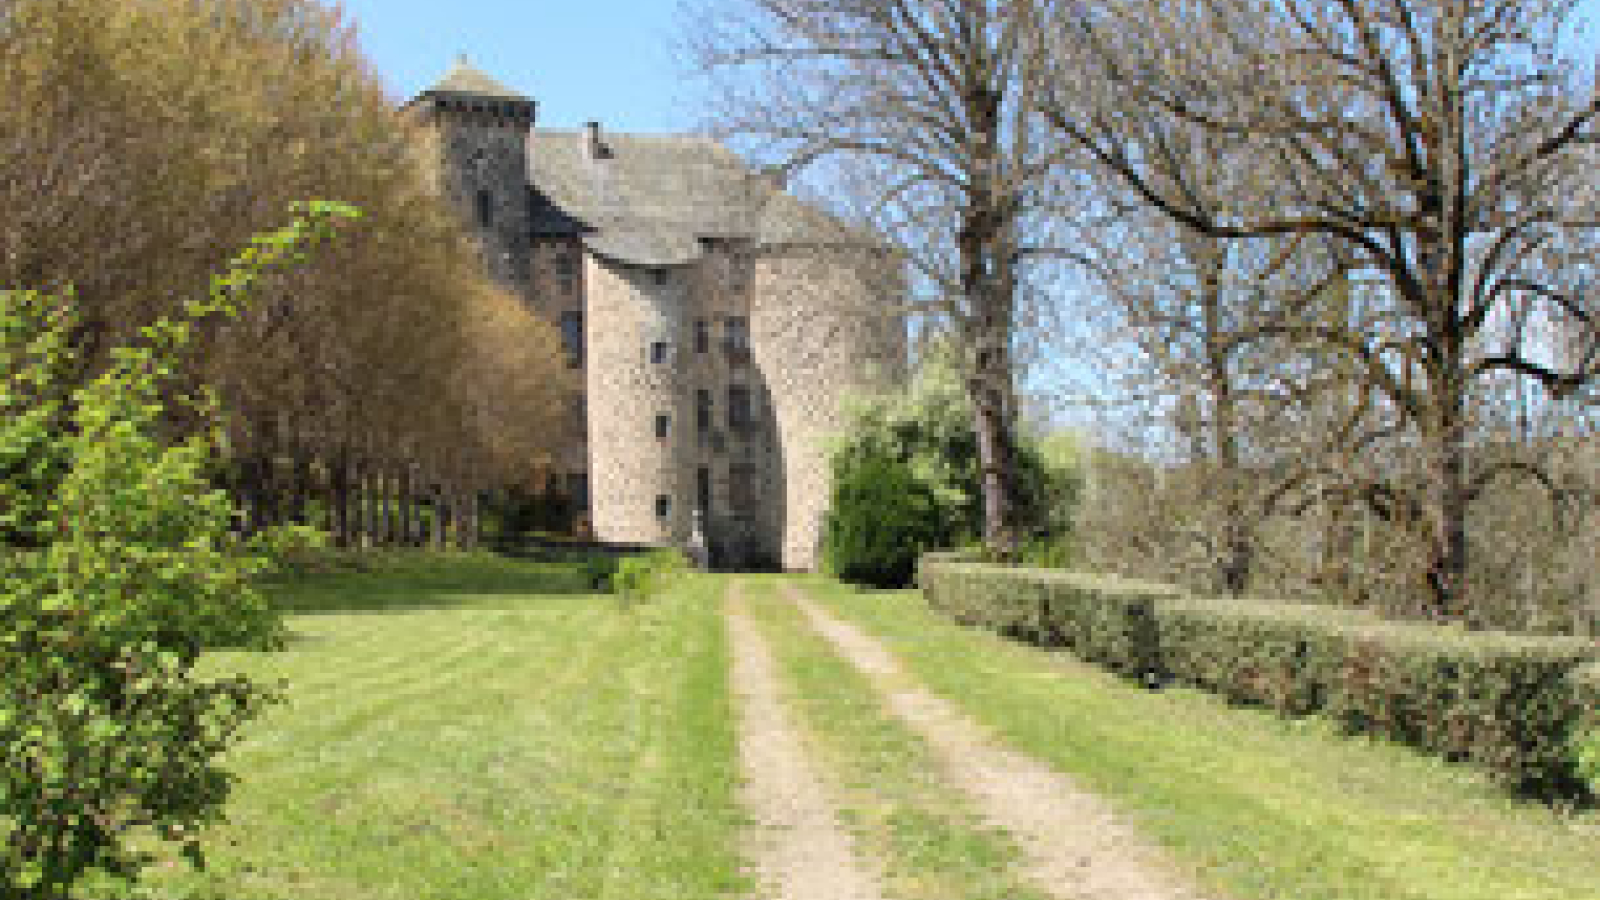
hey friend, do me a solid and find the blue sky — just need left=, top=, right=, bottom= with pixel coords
left=339, top=0, right=1600, bottom=136
left=336, top=0, right=709, bottom=132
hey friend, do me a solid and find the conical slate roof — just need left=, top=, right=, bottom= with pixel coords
left=422, top=55, right=529, bottom=101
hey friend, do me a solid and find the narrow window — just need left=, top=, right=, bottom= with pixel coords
left=729, top=464, right=755, bottom=512
left=650, top=341, right=669, bottom=365
left=655, top=413, right=670, bottom=440
left=651, top=268, right=668, bottom=286
left=655, top=494, right=671, bottom=519
left=725, top=316, right=749, bottom=351
left=476, top=189, right=493, bottom=228
left=696, top=467, right=711, bottom=516
left=565, top=473, right=589, bottom=513
left=560, top=310, right=584, bottom=368
left=728, top=385, right=751, bottom=430
left=694, top=318, right=709, bottom=353
left=696, top=389, right=712, bottom=432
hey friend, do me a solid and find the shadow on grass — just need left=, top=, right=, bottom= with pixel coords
left=258, top=555, right=609, bottom=616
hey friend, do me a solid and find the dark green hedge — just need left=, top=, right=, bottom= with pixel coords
left=917, top=556, right=1600, bottom=802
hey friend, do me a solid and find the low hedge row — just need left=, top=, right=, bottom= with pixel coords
left=917, top=555, right=1600, bottom=801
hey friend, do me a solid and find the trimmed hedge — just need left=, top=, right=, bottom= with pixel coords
left=918, top=556, right=1600, bottom=801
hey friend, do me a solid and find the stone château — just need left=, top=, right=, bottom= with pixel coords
left=404, top=57, right=905, bottom=570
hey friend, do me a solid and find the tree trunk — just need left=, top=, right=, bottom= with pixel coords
left=1200, top=247, right=1251, bottom=596
left=331, top=449, right=352, bottom=548
left=377, top=468, right=395, bottom=547
left=398, top=466, right=414, bottom=549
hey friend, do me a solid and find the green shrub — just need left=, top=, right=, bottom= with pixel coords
left=0, top=201, right=356, bottom=898
left=610, top=549, right=691, bottom=603
left=917, top=554, right=1600, bottom=802
left=823, top=453, right=944, bottom=589
left=1566, top=661, right=1600, bottom=799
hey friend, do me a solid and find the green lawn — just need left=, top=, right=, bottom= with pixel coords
left=121, top=556, right=748, bottom=900
left=795, top=575, right=1600, bottom=900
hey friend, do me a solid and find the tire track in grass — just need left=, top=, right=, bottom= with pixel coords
left=782, top=581, right=1220, bottom=900
left=727, top=580, right=886, bottom=900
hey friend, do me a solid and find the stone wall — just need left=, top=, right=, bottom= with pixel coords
left=585, top=254, right=691, bottom=546
left=752, top=247, right=905, bottom=571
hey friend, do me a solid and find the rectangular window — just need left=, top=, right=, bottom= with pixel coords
left=696, top=389, right=712, bottom=432
left=727, top=385, right=752, bottom=430
left=651, top=268, right=667, bottom=286
left=696, top=466, right=711, bottom=515
left=655, top=412, right=670, bottom=440
left=476, top=189, right=494, bottom=229
left=725, top=316, right=749, bottom=351
left=655, top=494, right=671, bottom=519
left=694, top=318, right=709, bottom=353
left=729, top=464, right=755, bottom=512
left=650, top=341, right=669, bottom=365
left=560, top=310, right=584, bottom=368
left=554, top=245, right=578, bottom=278
left=565, top=472, right=589, bottom=513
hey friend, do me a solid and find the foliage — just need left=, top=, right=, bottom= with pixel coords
left=823, top=453, right=945, bottom=589
left=920, top=556, right=1600, bottom=804
left=822, top=341, right=1082, bottom=585
left=0, top=0, right=575, bottom=552
left=610, top=549, right=692, bottom=603
left=0, top=201, right=357, bottom=898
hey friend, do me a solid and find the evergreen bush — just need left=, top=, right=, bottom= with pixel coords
left=822, top=453, right=943, bottom=589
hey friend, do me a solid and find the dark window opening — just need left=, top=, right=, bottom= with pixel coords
left=655, top=413, right=670, bottom=440
left=696, top=389, right=712, bottom=432
left=696, top=467, right=711, bottom=516
left=476, top=189, right=493, bottom=228
left=729, top=464, right=756, bottom=512
left=728, top=385, right=752, bottom=430
left=655, top=494, right=671, bottom=519
left=724, top=316, right=750, bottom=365
left=694, top=318, right=709, bottom=353
left=650, top=341, right=669, bottom=365
left=560, top=310, right=584, bottom=368
left=565, top=473, right=589, bottom=514
left=651, top=268, right=668, bottom=286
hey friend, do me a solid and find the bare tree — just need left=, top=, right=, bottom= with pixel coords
left=1037, top=0, right=1600, bottom=620
left=688, top=0, right=1077, bottom=558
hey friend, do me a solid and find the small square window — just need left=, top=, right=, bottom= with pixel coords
left=655, top=494, right=671, bottom=519
left=651, top=268, right=667, bottom=286
left=655, top=413, right=670, bottom=440
left=650, top=341, right=670, bottom=365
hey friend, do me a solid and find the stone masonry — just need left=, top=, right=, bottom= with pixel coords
left=405, top=57, right=904, bottom=571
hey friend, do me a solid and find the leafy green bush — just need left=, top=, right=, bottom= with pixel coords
left=823, top=340, right=1082, bottom=572
left=823, top=453, right=944, bottom=589
left=610, top=549, right=691, bottom=603
left=0, top=201, right=357, bottom=898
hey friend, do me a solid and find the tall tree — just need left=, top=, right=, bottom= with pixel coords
left=1039, top=0, right=1600, bottom=619
left=689, top=0, right=1072, bottom=558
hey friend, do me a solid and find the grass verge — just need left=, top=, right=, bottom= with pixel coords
left=740, top=576, right=1052, bottom=900
left=797, top=575, right=1600, bottom=900
left=113, top=554, right=747, bottom=900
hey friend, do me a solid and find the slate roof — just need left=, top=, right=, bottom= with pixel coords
left=423, top=55, right=531, bottom=101
left=527, top=128, right=877, bottom=266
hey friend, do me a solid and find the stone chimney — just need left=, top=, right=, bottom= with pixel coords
left=584, top=121, right=607, bottom=160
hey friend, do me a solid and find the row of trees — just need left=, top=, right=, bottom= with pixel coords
left=0, top=0, right=576, bottom=553
left=691, top=0, right=1599, bottom=631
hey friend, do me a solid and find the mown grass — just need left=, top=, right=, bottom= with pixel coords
left=115, top=555, right=748, bottom=900
left=739, top=576, right=1052, bottom=900
left=797, top=575, right=1600, bottom=900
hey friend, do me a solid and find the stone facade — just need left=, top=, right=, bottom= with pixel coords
left=406, top=58, right=904, bottom=571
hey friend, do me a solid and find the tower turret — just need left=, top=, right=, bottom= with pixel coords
left=406, top=56, right=536, bottom=289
